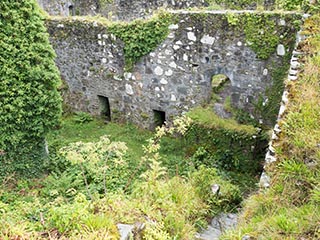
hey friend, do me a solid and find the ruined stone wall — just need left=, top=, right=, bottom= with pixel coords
left=38, top=0, right=276, bottom=21
left=39, top=0, right=208, bottom=20
left=47, top=19, right=125, bottom=119
left=38, top=0, right=72, bottom=16
left=47, top=12, right=300, bottom=129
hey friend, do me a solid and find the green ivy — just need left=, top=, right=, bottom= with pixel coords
left=187, top=107, right=268, bottom=175
left=254, top=53, right=292, bottom=126
left=108, top=11, right=173, bottom=70
left=0, top=0, right=62, bottom=178
left=242, top=14, right=280, bottom=59
left=205, top=0, right=260, bottom=9
left=276, top=0, right=304, bottom=10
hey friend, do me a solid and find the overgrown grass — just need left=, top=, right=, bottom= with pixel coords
left=187, top=107, right=258, bottom=135
left=223, top=14, right=320, bottom=240
left=47, top=116, right=152, bottom=161
left=47, top=115, right=188, bottom=177
left=0, top=117, right=244, bottom=239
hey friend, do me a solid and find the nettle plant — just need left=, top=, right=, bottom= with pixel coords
left=60, top=136, right=128, bottom=199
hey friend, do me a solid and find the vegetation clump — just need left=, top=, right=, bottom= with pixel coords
left=187, top=107, right=267, bottom=177
left=108, top=11, right=173, bottom=70
left=0, top=116, right=244, bottom=239
left=0, top=0, right=62, bottom=178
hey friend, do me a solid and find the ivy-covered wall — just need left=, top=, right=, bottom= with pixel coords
left=0, top=0, right=62, bottom=177
left=47, top=11, right=300, bottom=129
left=186, top=107, right=268, bottom=175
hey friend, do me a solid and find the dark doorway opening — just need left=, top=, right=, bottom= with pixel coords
left=68, top=5, right=75, bottom=16
left=98, top=95, right=111, bottom=121
left=153, top=110, right=166, bottom=128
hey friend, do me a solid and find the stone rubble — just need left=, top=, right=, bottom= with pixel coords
left=195, top=213, right=238, bottom=240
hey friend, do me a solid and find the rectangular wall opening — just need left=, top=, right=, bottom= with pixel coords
left=98, top=95, right=111, bottom=121
left=68, top=5, right=75, bottom=16
left=153, top=110, right=166, bottom=128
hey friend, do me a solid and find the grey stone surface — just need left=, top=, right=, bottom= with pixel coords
left=38, top=0, right=208, bottom=21
left=277, top=44, right=286, bottom=56
left=46, top=12, right=300, bottom=129
left=38, top=0, right=277, bottom=21
left=117, top=224, right=134, bottom=240
left=259, top=171, right=271, bottom=188
left=196, top=213, right=238, bottom=240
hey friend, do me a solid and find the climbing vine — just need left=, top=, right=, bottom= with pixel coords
left=242, top=14, right=280, bottom=59
left=205, top=0, right=262, bottom=9
left=276, top=0, right=304, bottom=10
left=254, top=53, right=292, bottom=126
left=0, top=0, right=62, bottom=178
left=108, top=11, right=173, bottom=69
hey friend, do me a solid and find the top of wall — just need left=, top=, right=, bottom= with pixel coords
left=37, top=0, right=276, bottom=21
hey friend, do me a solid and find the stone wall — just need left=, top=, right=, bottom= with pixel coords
left=47, top=12, right=300, bottom=129
left=39, top=0, right=208, bottom=20
left=39, top=0, right=276, bottom=21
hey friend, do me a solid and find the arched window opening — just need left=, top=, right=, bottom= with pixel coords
left=68, top=5, right=75, bottom=16
left=210, top=74, right=232, bottom=119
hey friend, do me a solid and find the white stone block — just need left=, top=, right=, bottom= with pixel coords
left=173, top=45, right=180, bottom=50
left=169, top=62, right=177, bottom=68
left=263, top=68, right=268, bottom=76
left=125, top=84, right=134, bottom=95
left=154, top=66, right=163, bottom=76
left=168, top=24, right=179, bottom=30
left=200, top=35, right=215, bottom=45
left=165, top=69, right=173, bottom=76
left=124, top=72, right=132, bottom=80
left=187, top=32, right=197, bottom=41
left=183, top=54, right=188, bottom=61
left=279, top=19, right=286, bottom=26
left=160, top=79, right=168, bottom=85
left=277, top=44, right=286, bottom=56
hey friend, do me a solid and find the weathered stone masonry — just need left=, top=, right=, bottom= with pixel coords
left=39, top=0, right=208, bottom=21
left=38, top=0, right=276, bottom=21
left=47, top=12, right=300, bottom=129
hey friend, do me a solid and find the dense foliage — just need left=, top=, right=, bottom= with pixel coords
left=108, top=11, right=173, bottom=69
left=187, top=107, right=268, bottom=176
left=206, top=0, right=259, bottom=9
left=0, top=116, right=244, bottom=239
left=223, top=14, right=320, bottom=239
left=0, top=0, right=62, bottom=177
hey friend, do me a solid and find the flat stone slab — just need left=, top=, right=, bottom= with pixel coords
left=196, top=213, right=238, bottom=240
left=117, top=224, right=134, bottom=240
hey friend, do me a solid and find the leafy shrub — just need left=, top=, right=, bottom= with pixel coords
left=0, top=0, right=62, bottom=178
left=186, top=107, right=267, bottom=175
left=47, top=193, right=91, bottom=233
left=74, top=112, right=93, bottom=124
left=56, top=136, right=130, bottom=199
left=276, top=0, right=304, bottom=10
left=108, top=11, right=172, bottom=69
left=190, top=166, right=242, bottom=213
